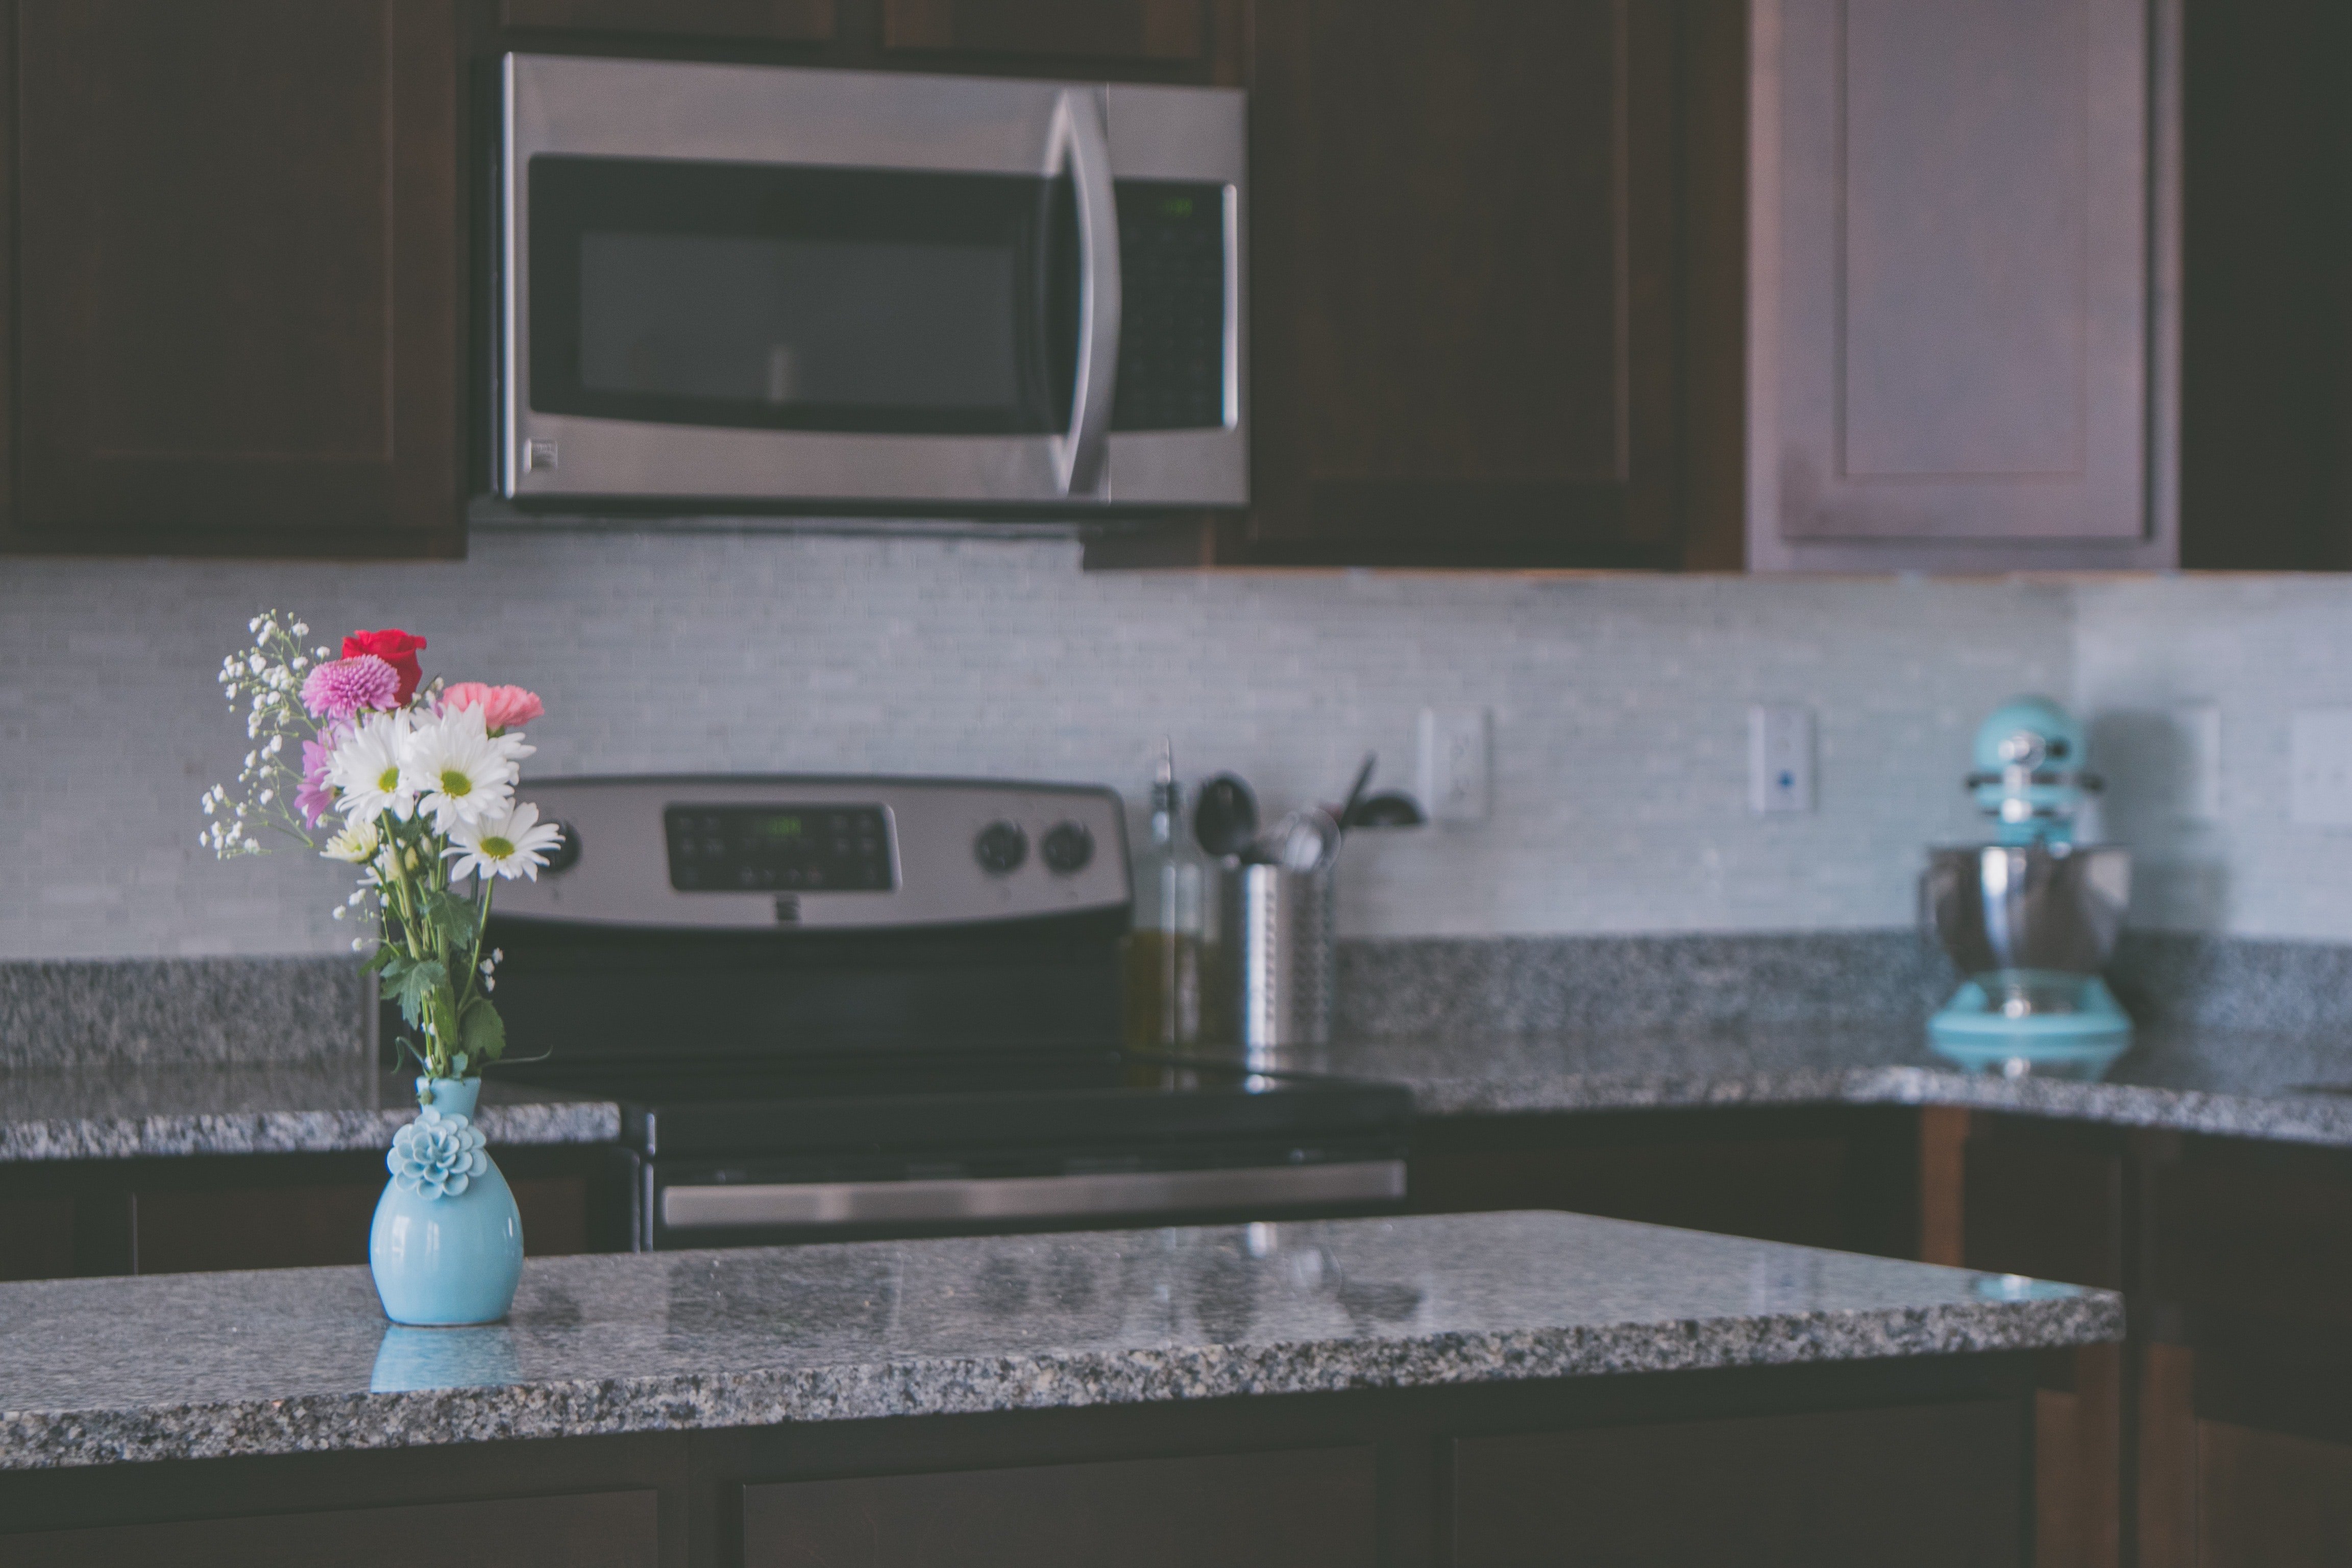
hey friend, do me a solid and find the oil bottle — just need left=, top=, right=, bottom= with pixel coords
left=1123, top=739, right=1205, bottom=1048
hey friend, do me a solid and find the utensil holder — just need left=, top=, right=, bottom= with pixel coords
left=1222, top=862, right=1336, bottom=1058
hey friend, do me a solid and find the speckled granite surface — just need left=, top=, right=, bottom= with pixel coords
left=0, top=957, right=365, bottom=1070
left=0, top=1067, right=618, bottom=1160
left=1270, top=1025, right=2352, bottom=1147
left=0, top=1210, right=2119, bottom=1470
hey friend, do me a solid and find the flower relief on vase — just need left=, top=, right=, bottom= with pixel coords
left=203, top=613, right=558, bottom=1324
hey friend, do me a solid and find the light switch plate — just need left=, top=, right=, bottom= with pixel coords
left=1417, top=707, right=1491, bottom=824
left=2291, top=708, right=2352, bottom=826
left=1748, top=704, right=1816, bottom=814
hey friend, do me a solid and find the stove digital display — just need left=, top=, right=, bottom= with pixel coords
left=665, top=804, right=894, bottom=893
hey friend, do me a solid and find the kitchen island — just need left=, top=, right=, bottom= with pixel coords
left=0, top=1210, right=2114, bottom=1565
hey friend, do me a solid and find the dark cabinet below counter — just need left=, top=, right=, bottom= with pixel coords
left=7, top=1491, right=661, bottom=1568
left=0, top=1146, right=627, bottom=1281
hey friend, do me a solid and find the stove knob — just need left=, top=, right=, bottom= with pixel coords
left=542, top=821, right=582, bottom=874
left=973, top=820, right=1027, bottom=875
left=1041, top=821, right=1094, bottom=875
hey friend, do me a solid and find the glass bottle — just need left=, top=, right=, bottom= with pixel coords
left=1123, top=739, right=1205, bottom=1050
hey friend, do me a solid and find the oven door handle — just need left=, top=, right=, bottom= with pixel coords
left=1053, top=87, right=1121, bottom=497
left=659, top=1161, right=1404, bottom=1231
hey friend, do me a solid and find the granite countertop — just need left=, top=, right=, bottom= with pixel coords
left=0, top=1209, right=2119, bottom=1470
left=6, top=1024, right=2352, bottom=1162
left=0, top=1064, right=618, bottom=1161
left=1271, top=1023, right=2352, bottom=1148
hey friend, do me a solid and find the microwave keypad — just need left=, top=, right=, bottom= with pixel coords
left=666, top=805, right=895, bottom=893
left=1113, top=181, right=1228, bottom=433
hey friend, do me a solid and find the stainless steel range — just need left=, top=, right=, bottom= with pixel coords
left=457, top=776, right=1409, bottom=1251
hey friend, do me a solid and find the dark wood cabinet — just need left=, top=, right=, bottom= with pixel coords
left=744, top=1448, right=1373, bottom=1568
left=1238, top=0, right=1681, bottom=568
left=2, top=0, right=465, bottom=558
left=1453, top=1401, right=2026, bottom=1568
left=500, top=0, right=838, bottom=43
left=5, top=1489, right=660, bottom=1568
left=882, top=0, right=1206, bottom=62
left=0, top=1147, right=619, bottom=1279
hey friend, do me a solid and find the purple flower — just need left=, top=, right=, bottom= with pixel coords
left=295, top=734, right=339, bottom=826
left=300, top=654, right=400, bottom=720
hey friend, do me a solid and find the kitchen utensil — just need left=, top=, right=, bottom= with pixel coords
left=1336, top=753, right=1377, bottom=833
left=1349, top=792, right=1425, bottom=829
left=1193, top=773, right=1259, bottom=860
left=1262, top=807, right=1341, bottom=874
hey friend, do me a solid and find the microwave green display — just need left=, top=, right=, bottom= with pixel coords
left=755, top=816, right=805, bottom=839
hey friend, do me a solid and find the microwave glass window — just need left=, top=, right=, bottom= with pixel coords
left=530, top=158, right=1080, bottom=436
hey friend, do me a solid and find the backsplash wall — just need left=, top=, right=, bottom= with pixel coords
left=1, top=531, right=2069, bottom=959
left=2075, top=576, right=2352, bottom=941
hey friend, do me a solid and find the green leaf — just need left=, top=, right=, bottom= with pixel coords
left=459, top=996, right=507, bottom=1065
left=420, top=890, right=480, bottom=961
left=391, top=959, right=448, bottom=1030
left=360, top=943, right=397, bottom=977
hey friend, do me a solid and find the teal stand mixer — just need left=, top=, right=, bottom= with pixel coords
left=1924, top=697, right=2134, bottom=1080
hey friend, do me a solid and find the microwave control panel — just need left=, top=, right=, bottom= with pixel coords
left=1112, top=179, right=1230, bottom=433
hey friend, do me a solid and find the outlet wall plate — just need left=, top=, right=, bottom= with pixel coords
left=1748, top=704, right=1816, bottom=814
left=2290, top=708, right=2352, bottom=826
left=1416, top=707, right=1491, bottom=824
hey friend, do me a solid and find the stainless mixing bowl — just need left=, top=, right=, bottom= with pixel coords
left=1923, top=844, right=2131, bottom=976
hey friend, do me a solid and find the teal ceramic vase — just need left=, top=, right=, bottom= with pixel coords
left=369, top=1076, right=524, bottom=1326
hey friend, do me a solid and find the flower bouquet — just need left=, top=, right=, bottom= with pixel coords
left=204, top=611, right=556, bottom=1323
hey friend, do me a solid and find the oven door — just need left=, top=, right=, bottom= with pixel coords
left=498, top=54, right=1244, bottom=509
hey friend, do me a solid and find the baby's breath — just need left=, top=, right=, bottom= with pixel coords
left=203, top=609, right=324, bottom=856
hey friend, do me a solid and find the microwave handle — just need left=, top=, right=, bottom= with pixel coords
left=1055, top=88, right=1121, bottom=495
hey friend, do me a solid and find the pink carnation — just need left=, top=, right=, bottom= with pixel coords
left=295, top=734, right=340, bottom=826
left=300, top=655, right=400, bottom=720
left=439, top=682, right=544, bottom=734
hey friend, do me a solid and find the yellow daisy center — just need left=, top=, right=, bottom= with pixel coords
left=376, top=765, right=400, bottom=791
left=481, top=836, right=515, bottom=859
left=439, top=768, right=472, bottom=798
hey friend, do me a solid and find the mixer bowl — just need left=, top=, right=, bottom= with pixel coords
left=1923, top=844, right=2130, bottom=976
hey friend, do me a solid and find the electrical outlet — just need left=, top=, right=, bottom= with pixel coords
left=2176, top=703, right=2222, bottom=824
left=1748, top=704, right=1816, bottom=814
left=1417, top=707, right=1491, bottom=823
left=2291, top=708, right=2352, bottom=826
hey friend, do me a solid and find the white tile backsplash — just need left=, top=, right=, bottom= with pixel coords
left=2, top=531, right=2076, bottom=958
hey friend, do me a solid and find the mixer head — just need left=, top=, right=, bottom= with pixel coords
left=1966, top=695, right=2101, bottom=845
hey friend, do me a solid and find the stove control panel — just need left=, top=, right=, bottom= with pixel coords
left=492, top=776, right=1130, bottom=930
left=666, top=804, right=894, bottom=893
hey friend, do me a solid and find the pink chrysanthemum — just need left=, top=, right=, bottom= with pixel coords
left=300, top=654, right=400, bottom=720
left=439, top=681, right=545, bottom=735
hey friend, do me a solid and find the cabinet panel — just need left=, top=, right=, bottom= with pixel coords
left=1412, top=1136, right=1852, bottom=1250
left=3, top=1490, right=659, bottom=1568
left=883, top=0, right=1203, bottom=61
left=1452, top=1400, right=2024, bottom=1567
left=0, top=1195, right=73, bottom=1281
left=2197, top=1419, right=2352, bottom=1566
left=10, top=0, right=461, bottom=556
left=501, top=0, right=837, bottom=41
left=2149, top=1150, right=2352, bottom=1330
left=1246, top=0, right=1680, bottom=567
left=1749, top=0, right=2174, bottom=570
left=743, top=1447, right=1374, bottom=1568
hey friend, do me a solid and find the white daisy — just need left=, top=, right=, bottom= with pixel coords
left=445, top=801, right=565, bottom=882
left=325, top=710, right=417, bottom=823
left=400, top=705, right=533, bottom=832
left=321, top=819, right=380, bottom=864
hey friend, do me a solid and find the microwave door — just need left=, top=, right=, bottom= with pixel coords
left=499, top=56, right=1120, bottom=507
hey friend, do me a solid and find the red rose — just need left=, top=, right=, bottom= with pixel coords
left=341, top=628, right=427, bottom=705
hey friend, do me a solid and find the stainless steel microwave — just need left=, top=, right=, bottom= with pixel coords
left=496, top=54, right=1247, bottom=512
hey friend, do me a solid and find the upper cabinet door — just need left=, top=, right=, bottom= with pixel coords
left=1243, top=0, right=1681, bottom=568
left=7, top=0, right=463, bottom=558
left=882, top=0, right=1208, bottom=63
left=1748, top=0, right=2179, bottom=571
left=500, top=0, right=838, bottom=45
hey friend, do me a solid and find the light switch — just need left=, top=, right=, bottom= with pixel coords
left=1416, top=707, right=1491, bottom=824
left=1749, top=705, right=1816, bottom=815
